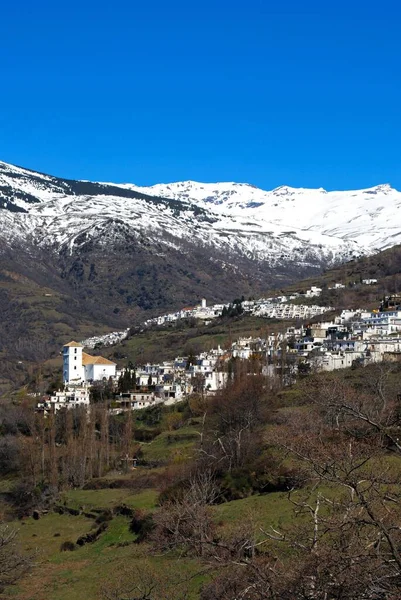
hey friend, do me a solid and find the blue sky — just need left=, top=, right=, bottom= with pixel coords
left=1, top=0, right=400, bottom=190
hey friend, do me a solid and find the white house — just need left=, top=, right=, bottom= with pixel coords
left=328, top=283, right=346, bottom=290
left=37, top=385, right=90, bottom=413
left=204, top=371, right=228, bottom=392
left=314, top=351, right=367, bottom=371
left=82, top=352, right=117, bottom=382
left=305, top=286, right=322, bottom=298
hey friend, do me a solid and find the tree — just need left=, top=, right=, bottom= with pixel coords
left=0, top=524, right=31, bottom=592
left=263, top=366, right=401, bottom=599
left=91, top=378, right=114, bottom=402
left=101, top=560, right=190, bottom=600
left=192, top=373, right=206, bottom=395
left=151, top=470, right=219, bottom=558
left=200, top=364, right=401, bottom=599
left=197, top=375, right=267, bottom=472
left=117, top=368, right=135, bottom=393
left=186, top=351, right=196, bottom=370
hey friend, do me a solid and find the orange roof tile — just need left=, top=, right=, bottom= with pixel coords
left=64, top=341, right=84, bottom=347
left=82, top=352, right=116, bottom=366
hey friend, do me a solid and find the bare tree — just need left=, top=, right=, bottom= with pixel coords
left=264, top=374, right=401, bottom=599
left=101, top=561, right=191, bottom=600
left=0, top=524, right=31, bottom=592
left=152, top=470, right=218, bottom=558
left=197, top=375, right=267, bottom=472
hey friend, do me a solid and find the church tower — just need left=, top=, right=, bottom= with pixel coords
left=63, top=341, right=84, bottom=384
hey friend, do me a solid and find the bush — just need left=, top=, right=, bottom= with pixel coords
left=218, top=462, right=308, bottom=501
left=219, top=471, right=255, bottom=501
left=9, top=480, right=57, bottom=518
left=95, top=509, right=113, bottom=524
left=134, top=428, right=161, bottom=442
left=0, top=435, right=20, bottom=475
left=76, top=522, right=108, bottom=546
left=158, top=479, right=187, bottom=505
left=60, top=540, right=75, bottom=552
left=114, top=504, right=135, bottom=518
left=162, top=412, right=184, bottom=432
left=129, top=509, right=154, bottom=543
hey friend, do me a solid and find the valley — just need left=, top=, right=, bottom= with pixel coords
left=2, top=162, right=401, bottom=599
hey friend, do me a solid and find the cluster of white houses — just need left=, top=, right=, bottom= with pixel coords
left=37, top=340, right=229, bottom=414
left=78, top=280, right=380, bottom=350
left=253, top=302, right=332, bottom=320
left=37, top=294, right=401, bottom=415
left=142, top=294, right=334, bottom=329
left=140, top=281, right=377, bottom=330
left=81, top=329, right=130, bottom=350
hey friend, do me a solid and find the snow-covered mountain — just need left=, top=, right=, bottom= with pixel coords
left=3, top=160, right=398, bottom=269
left=123, top=180, right=401, bottom=251
left=2, top=160, right=401, bottom=291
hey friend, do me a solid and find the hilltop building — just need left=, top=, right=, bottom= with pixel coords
left=63, top=341, right=116, bottom=384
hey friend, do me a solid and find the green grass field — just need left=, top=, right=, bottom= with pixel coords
left=62, top=488, right=159, bottom=511
left=139, top=426, right=199, bottom=463
left=4, top=509, right=207, bottom=600
left=3, top=486, right=319, bottom=600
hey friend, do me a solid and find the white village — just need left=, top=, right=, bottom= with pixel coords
left=36, top=284, right=401, bottom=416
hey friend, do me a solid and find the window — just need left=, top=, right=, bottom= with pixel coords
left=74, top=366, right=77, bottom=370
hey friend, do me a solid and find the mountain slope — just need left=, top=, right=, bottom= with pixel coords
left=0, top=161, right=363, bottom=268
left=1, top=159, right=401, bottom=394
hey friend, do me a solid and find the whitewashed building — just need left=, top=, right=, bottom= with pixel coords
left=37, top=385, right=90, bottom=413
left=63, top=341, right=116, bottom=384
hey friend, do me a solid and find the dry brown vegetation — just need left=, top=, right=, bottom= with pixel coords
left=2, top=361, right=401, bottom=598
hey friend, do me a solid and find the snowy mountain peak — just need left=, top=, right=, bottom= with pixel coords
left=0, top=159, right=401, bottom=282
left=362, top=183, right=394, bottom=195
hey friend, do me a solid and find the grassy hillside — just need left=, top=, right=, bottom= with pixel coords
left=275, top=243, right=401, bottom=309
left=3, top=488, right=302, bottom=600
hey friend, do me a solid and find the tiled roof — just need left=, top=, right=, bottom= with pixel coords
left=82, top=352, right=116, bottom=366
left=64, top=341, right=84, bottom=347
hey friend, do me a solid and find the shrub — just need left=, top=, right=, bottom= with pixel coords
left=60, top=540, right=75, bottom=552
left=158, top=480, right=187, bottom=505
left=95, top=509, right=113, bottom=524
left=134, top=428, right=161, bottom=442
left=76, top=522, right=108, bottom=546
left=9, top=480, right=57, bottom=517
left=129, top=509, right=154, bottom=542
left=114, top=504, right=135, bottom=518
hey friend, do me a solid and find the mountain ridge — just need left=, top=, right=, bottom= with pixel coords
left=0, top=158, right=400, bottom=395
left=122, top=179, right=400, bottom=250
left=0, top=159, right=368, bottom=269
left=2, top=160, right=399, bottom=255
